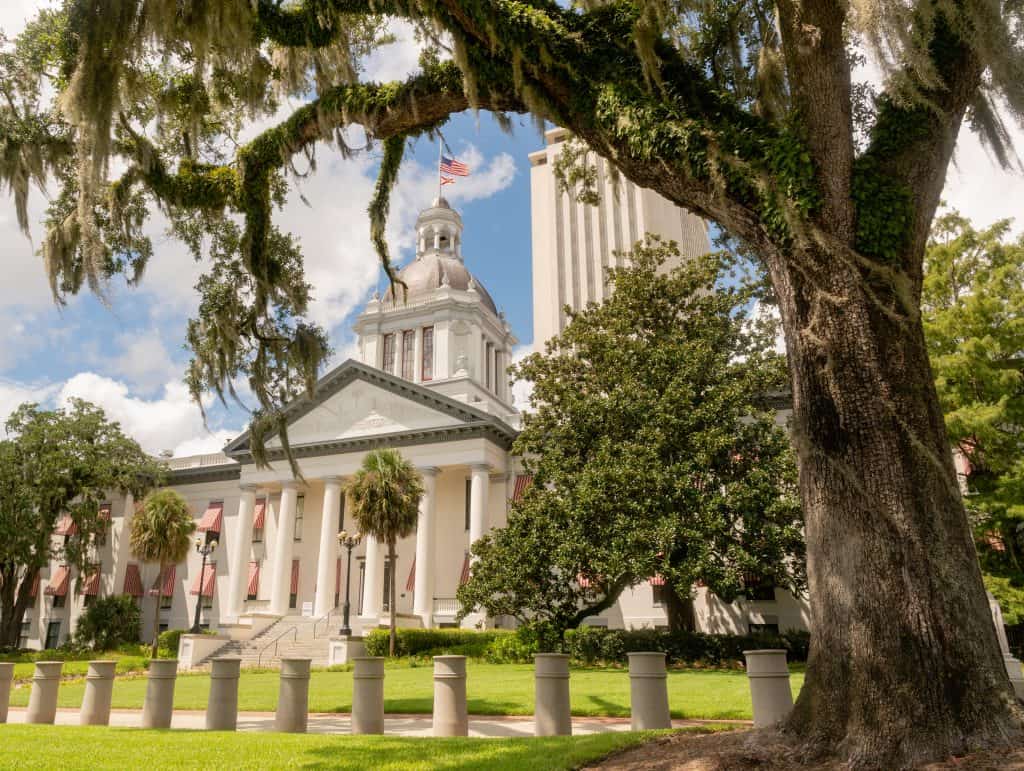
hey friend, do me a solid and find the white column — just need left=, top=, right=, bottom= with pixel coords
left=269, top=482, right=299, bottom=616
left=314, top=477, right=343, bottom=618
left=361, top=535, right=383, bottom=623
left=227, top=484, right=257, bottom=621
left=413, top=467, right=439, bottom=628
left=468, top=464, right=490, bottom=560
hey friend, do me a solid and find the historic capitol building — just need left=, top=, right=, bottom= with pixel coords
left=19, top=132, right=809, bottom=656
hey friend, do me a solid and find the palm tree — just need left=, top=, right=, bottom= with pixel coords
left=130, top=489, right=195, bottom=658
left=347, top=449, right=424, bottom=656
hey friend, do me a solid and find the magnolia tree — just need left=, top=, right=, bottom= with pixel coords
left=2, top=0, right=1023, bottom=764
left=458, top=240, right=805, bottom=639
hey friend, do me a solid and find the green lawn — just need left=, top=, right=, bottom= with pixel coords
left=7, top=654, right=149, bottom=682
left=0, top=724, right=680, bottom=770
left=7, top=662, right=803, bottom=720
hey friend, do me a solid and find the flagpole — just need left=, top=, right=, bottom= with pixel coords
left=437, top=140, right=443, bottom=201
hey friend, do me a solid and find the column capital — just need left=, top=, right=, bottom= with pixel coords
left=418, top=466, right=441, bottom=477
left=323, top=475, right=345, bottom=486
left=280, top=480, right=299, bottom=490
left=239, top=483, right=258, bottom=493
left=470, top=463, right=491, bottom=473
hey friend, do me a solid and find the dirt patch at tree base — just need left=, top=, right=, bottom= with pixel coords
left=586, top=728, right=1024, bottom=770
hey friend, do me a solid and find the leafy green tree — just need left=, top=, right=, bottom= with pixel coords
left=0, top=399, right=162, bottom=648
left=4, top=0, right=1024, bottom=761
left=129, top=489, right=195, bottom=658
left=922, top=211, right=1024, bottom=621
left=73, top=594, right=142, bottom=652
left=347, top=449, right=424, bottom=656
left=458, top=240, right=804, bottom=640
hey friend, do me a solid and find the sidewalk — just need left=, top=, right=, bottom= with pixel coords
left=4, top=708, right=748, bottom=737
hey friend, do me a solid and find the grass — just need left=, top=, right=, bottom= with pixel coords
left=7, top=653, right=149, bottom=682
left=7, top=661, right=804, bottom=720
left=0, top=724, right=680, bottom=770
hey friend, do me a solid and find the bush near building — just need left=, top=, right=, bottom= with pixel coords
left=364, top=627, right=809, bottom=666
left=73, top=595, right=141, bottom=651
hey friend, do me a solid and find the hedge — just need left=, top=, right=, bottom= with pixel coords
left=564, top=627, right=810, bottom=666
left=363, top=628, right=508, bottom=658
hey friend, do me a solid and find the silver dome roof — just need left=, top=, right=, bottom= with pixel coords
left=386, top=252, right=498, bottom=316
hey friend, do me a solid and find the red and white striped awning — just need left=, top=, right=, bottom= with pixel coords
left=45, top=565, right=70, bottom=596
left=82, top=567, right=101, bottom=596
left=649, top=574, right=666, bottom=587
left=190, top=563, right=217, bottom=597
left=406, top=557, right=416, bottom=592
left=247, top=561, right=260, bottom=596
left=149, top=565, right=176, bottom=597
left=54, top=515, right=78, bottom=536
left=511, top=474, right=534, bottom=502
left=290, top=560, right=300, bottom=594
left=460, top=553, right=471, bottom=586
left=123, top=564, right=143, bottom=597
left=252, top=499, right=267, bottom=530
left=197, top=502, right=223, bottom=533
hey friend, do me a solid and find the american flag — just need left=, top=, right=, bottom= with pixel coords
left=440, top=155, right=470, bottom=176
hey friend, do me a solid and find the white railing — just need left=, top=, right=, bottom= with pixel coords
left=432, top=598, right=460, bottom=616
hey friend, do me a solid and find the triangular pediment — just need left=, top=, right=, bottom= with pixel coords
left=224, top=360, right=506, bottom=456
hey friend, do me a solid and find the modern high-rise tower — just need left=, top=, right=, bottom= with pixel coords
left=529, top=128, right=710, bottom=346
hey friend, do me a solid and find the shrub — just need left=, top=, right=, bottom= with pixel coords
left=73, top=596, right=141, bottom=651
left=484, top=627, right=539, bottom=663
left=156, top=629, right=185, bottom=658
left=363, top=628, right=505, bottom=658
left=564, top=627, right=811, bottom=666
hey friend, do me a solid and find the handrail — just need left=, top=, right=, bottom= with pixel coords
left=257, top=625, right=298, bottom=668
left=312, top=610, right=333, bottom=639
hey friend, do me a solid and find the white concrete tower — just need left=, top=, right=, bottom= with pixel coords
left=529, top=128, right=711, bottom=346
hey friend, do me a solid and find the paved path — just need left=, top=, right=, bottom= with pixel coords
left=4, top=708, right=747, bottom=737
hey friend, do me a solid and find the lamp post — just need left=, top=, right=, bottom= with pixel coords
left=190, top=535, right=218, bottom=634
left=337, top=530, right=362, bottom=637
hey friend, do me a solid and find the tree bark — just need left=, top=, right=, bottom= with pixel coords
left=0, top=566, right=38, bottom=649
left=665, top=589, right=696, bottom=633
left=388, top=541, right=397, bottom=657
left=151, top=563, right=164, bottom=659
left=768, top=247, right=1024, bottom=766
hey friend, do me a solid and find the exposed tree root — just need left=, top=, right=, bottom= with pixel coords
left=587, top=728, right=1024, bottom=771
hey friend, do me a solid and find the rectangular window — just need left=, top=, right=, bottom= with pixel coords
left=652, top=584, right=671, bottom=607
left=382, top=333, right=396, bottom=374
left=421, top=326, right=434, bottom=381
left=464, top=478, right=472, bottom=531
left=160, top=592, right=173, bottom=610
left=485, top=342, right=493, bottom=390
left=294, top=495, right=305, bottom=541
left=252, top=525, right=263, bottom=543
left=44, top=621, right=61, bottom=649
left=19, top=621, right=30, bottom=648
left=401, top=330, right=415, bottom=380
left=744, top=575, right=776, bottom=602
left=159, top=622, right=168, bottom=634
left=52, top=593, right=66, bottom=609
left=749, top=622, right=780, bottom=635
left=289, top=592, right=297, bottom=610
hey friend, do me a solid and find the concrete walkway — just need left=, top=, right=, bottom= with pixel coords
left=4, top=708, right=747, bottom=737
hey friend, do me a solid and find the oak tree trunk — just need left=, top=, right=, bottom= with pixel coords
left=769, top=247, right=1024, bottom=767
left=0, top=567, right=37, bottom=649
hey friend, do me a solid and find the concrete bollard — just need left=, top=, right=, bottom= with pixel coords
left=534, top=653, right=572, bottom=736
left=0, top=662, right=13, bottom=724
left=432, top=655, right=468, bottom=737
left=141, top=659, right=178, bottom=729
left=627, top=652, right=672, bottom=730
left=275, top=658, right=311, bottom=733
left=351, top=657, right=385, bottom=735
left=26, top=661, right=63, bottom=724
left=80, top=660, right=117, bottom=726
left=743, top=649, right=794, bottom=728
left=206, top=657, right=241, bottom=731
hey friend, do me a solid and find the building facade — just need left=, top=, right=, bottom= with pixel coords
left=18, top=197, right=807, bottom=651
left=529, top=128, right=711, bottom=346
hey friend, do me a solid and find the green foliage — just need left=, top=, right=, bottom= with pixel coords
left=0, top=399, right=163, bottom=648
left=458, top=239, right=804, bottom=638
left=72, top=595, right=141, bottom=651
left=484, top=628, right=539, bottom=664
left=563, top=626, right=810, bottom=667
left=130, top=489, right=196, bottom=656
left=363, top=628, right=506, bottom=658
left=154, top=628, right=215, bottom=659
left=348, top=449, right=424, bottom=655
left=923, top=211, right=1024, bottom=619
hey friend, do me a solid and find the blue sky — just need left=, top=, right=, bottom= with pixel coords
left=1, top=7, right=1023, bottom=456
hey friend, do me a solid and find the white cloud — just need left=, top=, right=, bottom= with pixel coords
left=509, top=343, right=536, bottom=412
left=108, top=329, right=185, bottom=393
left=0, top=378, right=59, bottom=428
left=363, top=19, right=426, bottom=83
left=57, top=373, right=241, bottom=457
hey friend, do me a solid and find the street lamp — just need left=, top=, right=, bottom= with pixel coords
left=190, top=534, right=218, bottom=634
left=337, top=530, right=362, bottom=637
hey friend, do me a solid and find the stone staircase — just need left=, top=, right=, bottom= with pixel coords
left=197, top=614, right=337, bottom=669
